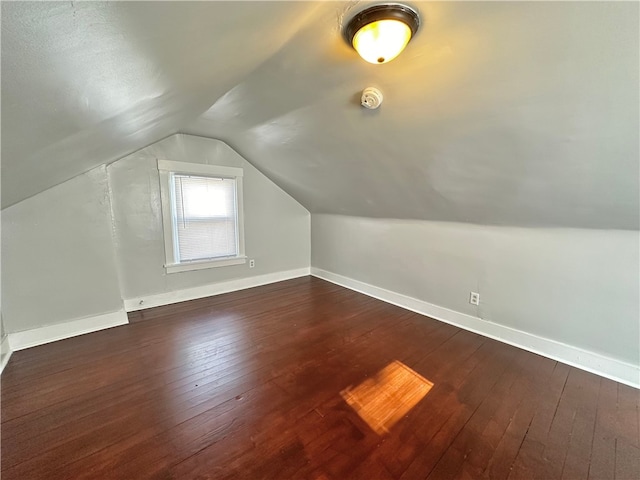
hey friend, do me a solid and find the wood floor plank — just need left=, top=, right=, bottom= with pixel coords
left=588, top=377, right=618, bottom=480
left=454, top=350, right=556, bottom=480
left=615, top=439, right=640, bottom=480
left=1, top=276, right=636, bottom=479
left=560, top=369, right=601, bottom=479
left=616, top=383, right=640, bottom=449
left=2, top=285, right=377, bottom=430
left=3, top=278, right=312, bottom=379
left=47, top=298, right=416, bottom=478
left=398, top=340, right=518, bottom=479
left=538, top=367, right=583, bottom=479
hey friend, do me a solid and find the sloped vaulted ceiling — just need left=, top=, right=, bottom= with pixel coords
left=2, top=1, right=639, bottom=230
left=0, top=0, right=322, bottom=207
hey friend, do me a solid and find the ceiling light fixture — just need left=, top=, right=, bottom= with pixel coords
left=344, top=3, right=420, bottom=65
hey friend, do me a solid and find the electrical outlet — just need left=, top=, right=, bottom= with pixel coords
left=469, top=292, right=480, bottom=305
left=249, top=259, right=255, bottom=268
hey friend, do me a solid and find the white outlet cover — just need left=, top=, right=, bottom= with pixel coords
left=470, top=292, right=480, bottom=305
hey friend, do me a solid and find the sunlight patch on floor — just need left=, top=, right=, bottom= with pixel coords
left=340, top=360, right=433, bottom=435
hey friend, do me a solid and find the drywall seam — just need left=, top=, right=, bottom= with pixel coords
left=0, top=336, right=12, bottom=374
left=8, top=310, right=129, bottom=351
left=105, top=162, right=127, bottom=293
left=124, top=267, right=311, bottom=312
left=311, top=267, right=640, bottom=389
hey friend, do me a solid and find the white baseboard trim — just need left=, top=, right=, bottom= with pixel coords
left=0, top=335, right=12, bottom=374
left=124, top=267, right=311, bottom=312
left=8, top=309, right=129, bottom=352
left=311, top=267, right=640, bottom=389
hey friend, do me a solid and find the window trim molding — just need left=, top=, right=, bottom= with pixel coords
left=158, top=159, right=246, bottom=274
left=164, top=256, right=248, bottom=274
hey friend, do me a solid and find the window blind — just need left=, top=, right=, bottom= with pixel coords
left=172, top=174, right=238, bottom=262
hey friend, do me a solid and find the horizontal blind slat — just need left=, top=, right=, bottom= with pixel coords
left=173, top=174, right=238, bottom=262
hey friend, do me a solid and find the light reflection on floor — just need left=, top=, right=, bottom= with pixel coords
left=340, top=360, right=434, bottom=435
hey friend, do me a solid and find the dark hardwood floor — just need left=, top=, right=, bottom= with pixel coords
left=2, top=276, right=638, bottom=479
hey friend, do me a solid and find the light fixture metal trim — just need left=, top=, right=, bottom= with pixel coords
left=344, top=3, right=420, bottom=64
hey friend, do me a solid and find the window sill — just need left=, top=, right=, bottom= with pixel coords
left=165, top=256, right=247, bottom=274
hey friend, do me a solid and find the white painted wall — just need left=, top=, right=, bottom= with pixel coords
left=1, top=167, right=124, bottom=332
left=1, top=135, right=310, bottom=338
left=107, top=134, right=310, bottom=303
left=311, top=214, right=640, bottom=367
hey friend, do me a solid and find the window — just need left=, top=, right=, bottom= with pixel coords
left=158, top=160, right=245, bottom=273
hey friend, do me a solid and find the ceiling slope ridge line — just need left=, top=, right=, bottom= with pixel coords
left=0, top=132, right=183, bottom=212
left=310, top=213, right=640, bottom=233
left=193, top=2, right=329, bottom=130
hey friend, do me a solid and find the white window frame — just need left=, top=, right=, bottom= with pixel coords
left=158, top=159, right=246, bottom=274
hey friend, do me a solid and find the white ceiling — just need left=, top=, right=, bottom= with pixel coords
left=3, top=1, right=639, bottom=229
left=1, top=0, right=321, bottom=207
